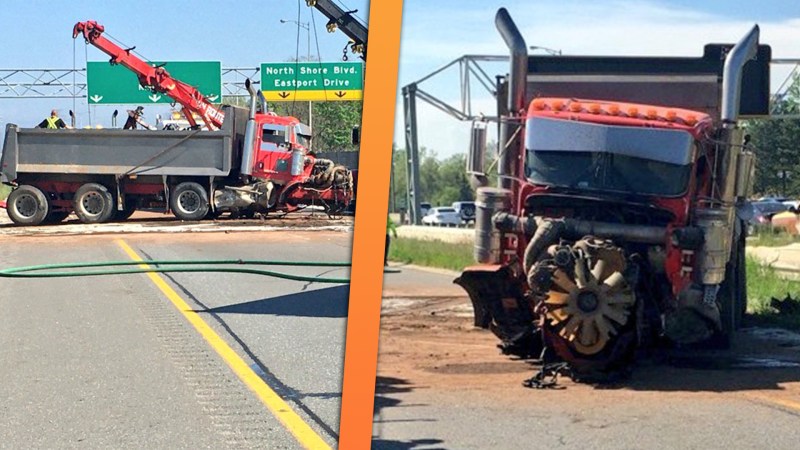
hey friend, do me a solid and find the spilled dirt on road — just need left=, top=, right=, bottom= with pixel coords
left=0, top=209, right=353, bottom=238
left=378, top=293, right=800, bottom=411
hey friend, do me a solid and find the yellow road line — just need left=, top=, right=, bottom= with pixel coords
left=746, top=393, right=800, bottom=415
left=116, top=239, right=332, bottom=450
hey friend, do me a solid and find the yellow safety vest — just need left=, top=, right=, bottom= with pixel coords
left=45, top=117, right=60, bottom=129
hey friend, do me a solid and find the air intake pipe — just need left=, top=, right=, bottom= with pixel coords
left=239, top=78, right=259, bottom=179
left=495, top=8, right=527, bottom=190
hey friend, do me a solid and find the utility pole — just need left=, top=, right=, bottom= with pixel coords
left=389, top=151, right=396, bottom=213
left=280, top=19, right=313, bottom=129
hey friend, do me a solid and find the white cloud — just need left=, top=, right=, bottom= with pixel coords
left=394, top=0, right=800, bottom=158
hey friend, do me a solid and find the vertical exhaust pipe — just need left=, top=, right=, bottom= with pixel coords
left=696, top=25, right=759, bottom=312
left=240, top=78, right=259, bottom=179
left=495, top=8, right=527, bottom=189
left=721, top=25, right=759, bottom=127
left=495, top=8, right=527, bottom=117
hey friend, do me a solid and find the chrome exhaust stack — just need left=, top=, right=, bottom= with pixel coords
left=239, top=78, right=259, bottom=179
left=495, top=8, right=527, bottom=190
left=721, top=25, right=760, bottom=127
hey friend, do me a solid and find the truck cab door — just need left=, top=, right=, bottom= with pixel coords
left=253, top=123, right=294, bottom=182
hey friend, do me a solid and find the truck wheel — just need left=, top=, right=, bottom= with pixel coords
left=716, top=226, right=747, bottom=347
left=113, top=207, right=137, bottom=221
left=112, top=197, right=138, bottom=221
left=170, top=182, right=209, bottom=221
left=73, top=183, right=115, bottom=224
left=7, top=185, right=49, bottom=225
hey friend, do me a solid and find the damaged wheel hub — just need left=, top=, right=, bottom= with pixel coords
left=541, top=238, right=636, bottom=357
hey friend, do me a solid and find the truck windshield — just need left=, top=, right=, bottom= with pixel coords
left=525, top=117, right=694, bottom=196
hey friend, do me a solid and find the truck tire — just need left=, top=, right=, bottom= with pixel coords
left=112, top=197, right=138, bottom=222
left=717, top=224, right=746, bottom=347
left=6, top=185, right=49, bottom=226
left=113, top=207, right=136, bottom=222
left=73, top=183, right=115, bottom=224
left=170, top=182, right=209, bottom=221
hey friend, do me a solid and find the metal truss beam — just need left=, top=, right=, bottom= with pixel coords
left=0, top=67, right=263, bottom=99
left=0, top=69, right=86, bottom=99
left=401, top=54, right=508, bottom=223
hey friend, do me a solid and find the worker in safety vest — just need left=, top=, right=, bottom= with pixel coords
left=37, top=109, right=71, bottom=129
left=123, top=106, right=155, bottom=130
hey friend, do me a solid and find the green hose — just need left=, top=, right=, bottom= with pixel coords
left=0, top=259, right=351, bottom=284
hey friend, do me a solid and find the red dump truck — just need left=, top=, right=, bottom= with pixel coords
left=456, top=8, right=769, bottom=379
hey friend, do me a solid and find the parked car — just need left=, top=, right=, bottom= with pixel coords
left=420, top=202, right=432, bottom=217
left=452, top=201, right=476, bottom=223
left=746, top=200, right=790, bottom=234
left=421, top=207, right=462, bottom=226
left=752, top=200, right=790, bottom=218
left=758, top=196, right=788, bottom=203
left=757, top=195, right=800, bottom=213
left=783, top=199, right=800, bottom=213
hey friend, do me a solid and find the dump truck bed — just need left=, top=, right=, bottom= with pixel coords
left=1, top=105, right=247, bottom=183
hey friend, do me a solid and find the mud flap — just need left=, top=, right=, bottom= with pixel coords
left=454, top=265, right=542, bottom=357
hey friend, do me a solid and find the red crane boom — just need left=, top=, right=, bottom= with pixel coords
left=73, top=20, right=225, bottom=130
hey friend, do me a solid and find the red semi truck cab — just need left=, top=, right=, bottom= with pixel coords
left=456, top=8, right=766, bottom=379
left=252, top=114, right=313, bottom=184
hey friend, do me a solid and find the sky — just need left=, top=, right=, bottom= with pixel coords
left=396, top=0, right=800, bottom=158
left=0, top=0, right=368, bottom=134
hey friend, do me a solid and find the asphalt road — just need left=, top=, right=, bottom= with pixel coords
left=0, top=226, right=351, bottom=448
left=374, top=265, right=800, bottom=449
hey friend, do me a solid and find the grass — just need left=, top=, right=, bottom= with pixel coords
left=387, top=236, right=474, bottom=272
left=746, top=255, right=800, bottom=330
left=0, top=184, right=10, bottom=201
left=747, top=226, right=800, bottom=247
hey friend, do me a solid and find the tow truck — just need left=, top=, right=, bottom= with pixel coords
left=307, top=0, right=368, bottom=60
left=0, top=21, right=353, bottom=225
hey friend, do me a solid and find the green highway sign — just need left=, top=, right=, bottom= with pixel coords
left=261, top=62, right=363, bottom=102
left=86, top=61, right=222, bottom=104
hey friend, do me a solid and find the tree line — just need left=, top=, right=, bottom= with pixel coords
left=389, top=142, right=499, bottom=211
left=744, top=74, right=800, bottom=198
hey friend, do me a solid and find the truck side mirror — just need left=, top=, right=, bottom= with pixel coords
left=69, top=110, right=75, bottom=128
left=467, top=122, right=488, bottom=188
left=352, top=125, right=360, bottom=145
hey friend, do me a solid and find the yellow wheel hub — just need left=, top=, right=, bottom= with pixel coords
left=544, top=239, right=635, bottom=355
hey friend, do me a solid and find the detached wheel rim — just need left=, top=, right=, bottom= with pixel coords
left=14, top=194, right=39, bottom=218
left=81, top=191, right=106, bottom=217
left=177, top=190, right=201, bottom=214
